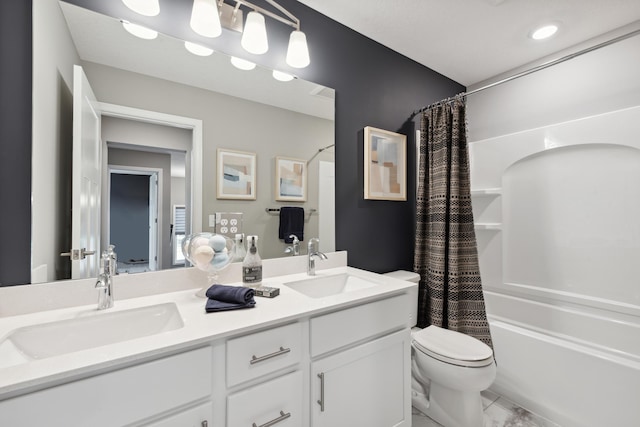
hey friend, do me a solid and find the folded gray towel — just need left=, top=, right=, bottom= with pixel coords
left=205, top=298, right=255, bottom=312
left=205, top=284, right=255, bottom=304
left=205, top=284, right=255, bottom=313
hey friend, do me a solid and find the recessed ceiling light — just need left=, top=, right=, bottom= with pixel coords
left=184, top=41, right=214, bottom=56
left=230, top=57, right=256, bottom=71
left=531, top=24, right=558, bottom=40
left=272, top=70, right=295, bottom=82
left=121, top=20, right=158, bottom=40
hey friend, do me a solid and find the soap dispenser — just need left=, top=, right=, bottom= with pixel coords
left=234, top=233, right=246, bottom=262
left=242, top=235, right=262, bottom=287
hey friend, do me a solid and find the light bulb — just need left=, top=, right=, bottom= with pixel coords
left=241, top=11, right=268, bottom=55
left=184, top=41, right=214, bottom=56
left=122, top=0, right=160, bottom=16
left=286, top=30, right=310, bottom=68
left=531, top=24, right=558, bottom=40
left=190, top=0, right=222, bottom=38
left=272, top=70, right=294, bottom=82
left=122, top=21, right=158, bottom=40
left=230, top=57, right=256, bottom=71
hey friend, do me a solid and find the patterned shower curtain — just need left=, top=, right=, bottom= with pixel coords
left=413, top=98, right=493, bottom=348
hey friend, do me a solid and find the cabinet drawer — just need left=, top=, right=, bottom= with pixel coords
left=227, top=371, right=303, bottom=427
left=143, top=402, right=212, bottom=427
left=310, top=294, right=409, bottom=356
left=0, top=346, right=212, bottom=427
left=226, top=322, right=302, bottom=387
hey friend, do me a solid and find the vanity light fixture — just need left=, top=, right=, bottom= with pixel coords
left=191, top=0, right=223, bottom=38
left=224, top=0, right=311, bottom=68
left=530, top=24, right=559, bottom=40
left=230, top=56, right=257, bottom=70
left=185, top=41, right=214, bottom=56
left=122, top=0, right=160, bottom=16
left=272, top=70, right=294, bottom=82
left=241, top=11, right=269, bottom=54
left=121, top=20, right=158, bottom=40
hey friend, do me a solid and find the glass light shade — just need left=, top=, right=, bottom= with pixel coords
left=272, top=70, right=294, bottom=82
left=190, top=0, right=222, bottom=38
left=286, top=30, right=310, bottom=68
left=531, top=24, right=558, bottom=40
left=241, top=12, right=268, bottom=55
left=230, top=56, right=256, bottom=71
left=184, top=41, right=214, bottom=56
left=122, top=0, right=159, bottom=16
left=122, top=21, right=158, bottom=40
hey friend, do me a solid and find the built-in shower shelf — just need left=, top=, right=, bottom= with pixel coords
left=470, top=188, right=502, bottom=197
left=474, top=223, right=502, bottom=230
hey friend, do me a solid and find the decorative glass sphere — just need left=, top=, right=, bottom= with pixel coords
left=182, top=232, right=235, bottom=297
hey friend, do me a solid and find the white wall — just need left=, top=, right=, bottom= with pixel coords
left=82, top=61, right=334, bottom=260
left=467, top=32, right=640, bottom=427
left=31, top=0, right=81, bottom=282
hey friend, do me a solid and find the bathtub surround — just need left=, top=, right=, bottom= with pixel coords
left=467, top=29, right=640, bottom=426
left=414, top=99, right=492, bottom=348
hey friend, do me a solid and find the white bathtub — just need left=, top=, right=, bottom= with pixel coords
left=485, top=291, right=640, bottom=427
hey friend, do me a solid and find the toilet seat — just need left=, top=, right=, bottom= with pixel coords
left=412, top=325, right=493, bottom=367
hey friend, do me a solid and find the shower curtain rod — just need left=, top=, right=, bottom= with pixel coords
left=409, top=26, right=640, bottom=120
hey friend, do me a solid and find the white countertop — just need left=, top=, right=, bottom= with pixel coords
left=0, top=265, right=415, bottom=400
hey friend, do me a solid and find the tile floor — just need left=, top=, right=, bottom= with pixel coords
left=411, top=390, right=561, bottom=427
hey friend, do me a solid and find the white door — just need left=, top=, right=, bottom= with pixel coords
left=311, top=330, right=410, bottom=427
left=70, top=65, right=102, bottom=279
left=148, top=173, right=159, bottom=271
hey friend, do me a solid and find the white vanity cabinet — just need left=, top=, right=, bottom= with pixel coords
left=308, top=294, right=412, bottom=427
left=0, top=347, right=213, bottom=427
left=0, top=272, right=415, bottom=427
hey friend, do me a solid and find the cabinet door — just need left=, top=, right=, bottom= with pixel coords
left=311, top=329, right=410, bottom=427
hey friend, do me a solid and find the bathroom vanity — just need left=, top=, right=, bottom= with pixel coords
left=0, top=254, right=415, bottom=427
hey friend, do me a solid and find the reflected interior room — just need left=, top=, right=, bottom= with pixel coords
left=0, top=1, right=639, bottom=426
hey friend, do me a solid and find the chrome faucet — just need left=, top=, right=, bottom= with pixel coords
left=95, top=249, right=115, bottom=310
left=285, top=234, right=301, bottom=256
left=307, top=237, right=327, bottom=276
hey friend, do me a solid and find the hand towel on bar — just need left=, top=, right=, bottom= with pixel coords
left=278, top=207, right=304, bottom=243
left=205, top=284, right=256, bottom=312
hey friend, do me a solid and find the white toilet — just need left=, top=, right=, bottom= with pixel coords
left=384, top=270, right=496, bottom=427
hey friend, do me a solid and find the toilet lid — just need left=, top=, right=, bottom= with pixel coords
left=412, top=325, right=493, bottom=367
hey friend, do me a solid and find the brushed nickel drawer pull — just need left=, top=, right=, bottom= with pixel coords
left=250, top=346, right=291, bottom=365
left=317, top=372, right=325, bottom=412
left=252, top=410, right=291, bottom=427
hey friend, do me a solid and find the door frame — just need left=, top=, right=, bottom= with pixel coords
left=107, top=166, right=161, bottom=271
left=98, top=102, right=203, bottom=240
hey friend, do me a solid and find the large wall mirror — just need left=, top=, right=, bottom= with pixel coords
left=29, top=0, right=335, bottom=285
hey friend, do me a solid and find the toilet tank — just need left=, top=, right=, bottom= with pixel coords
left=384, top=270, right=420, bottom=327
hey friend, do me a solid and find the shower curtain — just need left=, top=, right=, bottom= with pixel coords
left=414, top=98, right=493, bottom=348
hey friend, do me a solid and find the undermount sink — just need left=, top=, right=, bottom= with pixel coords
left=284, top=273, right=379, bottom=298
left=4, top=303, right=183, bottom=360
